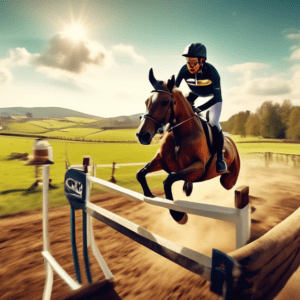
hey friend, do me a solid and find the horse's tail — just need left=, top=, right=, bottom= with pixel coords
left=220, top=136, right=240, bottom=190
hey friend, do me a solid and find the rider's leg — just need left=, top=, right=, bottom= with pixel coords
left=208, top=102, right=228, bottom=174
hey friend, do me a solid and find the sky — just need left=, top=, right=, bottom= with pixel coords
left=0, top=0, right=300, bottom=121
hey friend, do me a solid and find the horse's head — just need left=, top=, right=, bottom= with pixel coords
left=136, top=69, right=175, bottom=145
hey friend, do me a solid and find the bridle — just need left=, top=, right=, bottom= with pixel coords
left=140, top=89, right=197, bottom=134
left=141, top=89, right=174, bottom=134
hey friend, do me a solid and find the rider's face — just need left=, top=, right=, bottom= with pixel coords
left=186, top=57, right=201, bottom=74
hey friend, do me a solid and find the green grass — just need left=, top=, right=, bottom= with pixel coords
left=28, top=119, right=75, bottom=129
left=88, top=129, right=138, bottom=142
left=0, top=136, right=160, bottom=217
left=65, top=117, right=98, bottom=123
left=2, top=122, right=48, bottom=134
left=43, top=128, right=101, bottom=139
left=1, top=133, right=300, bottom=218
left=228, top=135, right=280, bottom=143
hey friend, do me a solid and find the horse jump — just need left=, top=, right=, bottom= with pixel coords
left=41, top=154, right=250, bottom=299
left=41, top=154, right=300, bottom=299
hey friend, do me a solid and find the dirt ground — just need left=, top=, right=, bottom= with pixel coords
left=1, top=156, right=300, bottom=300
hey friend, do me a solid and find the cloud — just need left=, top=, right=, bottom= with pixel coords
left=286, top=31, right=300, bottom=40
left=228, top=62, right=269, bottom=83
left=112, top=44, right=146, bottom=65
left=0, top=47, right=38, bottom=85
left=1, top=47, right=38, bottom=67
left=0, top=66, right=13, bottom=85
left=227, top=63, right=291, bottom=97
left=224, top=61, right=295, bottom=119
left=34, top=33, right=106, bottom=74
left=290, top=48, right=300, bottom=60
left=245, top=77, right=291, bottom=96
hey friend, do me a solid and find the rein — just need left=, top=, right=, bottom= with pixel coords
left=167, top=115, right=197, bottom=132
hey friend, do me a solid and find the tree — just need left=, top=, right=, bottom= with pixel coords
left=26, top=112, right=33, bottom=118
left=278, top=99, right=293, bottom=138
left=256, top=101, right=285, bottom=138
left=232, top=111, right=250, bottom=137
left=287, top=107, right=300, bottom=141
left=245, top=114, right=260, bottom=136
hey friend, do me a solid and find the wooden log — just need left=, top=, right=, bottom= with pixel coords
left=226, top=208, right=300, bottom=300
left=61, top=280, right=122, bottom=300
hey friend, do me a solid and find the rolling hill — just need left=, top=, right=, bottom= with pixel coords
left=0, top=107, right=102, bottom=119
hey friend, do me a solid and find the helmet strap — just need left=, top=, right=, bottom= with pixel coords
left=198, top=57, right=204, bottom=72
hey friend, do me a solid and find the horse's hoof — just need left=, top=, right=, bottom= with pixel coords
left=170, top=210, right=188, bottom=225
left=145, top=193, right=154, bottom=198
left=177, top=213, right=188, bottom=225
left=183, top=181, right=193, bottom=197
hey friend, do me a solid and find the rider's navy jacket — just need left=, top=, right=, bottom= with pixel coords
left=175, top=62, right=222, bottom=111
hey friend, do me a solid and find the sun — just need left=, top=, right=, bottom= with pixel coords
left=61, top=23, right=87, bottom=42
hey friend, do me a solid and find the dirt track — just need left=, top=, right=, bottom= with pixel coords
left=1, top=157, right=300, bottom=300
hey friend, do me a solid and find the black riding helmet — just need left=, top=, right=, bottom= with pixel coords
left=182, top=43, right=207, bottom=60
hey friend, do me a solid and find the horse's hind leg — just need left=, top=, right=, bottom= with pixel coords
left=220, top=147, right=240, bottom=190
left=136, top=154, right=163, bottom=198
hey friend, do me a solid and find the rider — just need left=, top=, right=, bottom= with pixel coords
left=175, top=43, right=228, bottom=174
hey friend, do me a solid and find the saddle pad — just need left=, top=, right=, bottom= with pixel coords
left=199, top=116, right=213, bottom=152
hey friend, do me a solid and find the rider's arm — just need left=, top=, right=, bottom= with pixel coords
left=197, top=65, right=222, bottom=111
left=175, top=65, right=186, bottom=87
left=186, top=92, right=198, bottom=104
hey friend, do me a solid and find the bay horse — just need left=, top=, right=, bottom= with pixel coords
left=136, top=69, right=240, bottom=224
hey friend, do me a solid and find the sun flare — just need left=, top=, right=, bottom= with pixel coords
left=61, top=23, right=87, bottom=42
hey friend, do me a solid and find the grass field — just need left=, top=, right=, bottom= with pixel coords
left=65, top=117, right=98, bottom=123
left=43, top=128, right=101, bottom=139
left=87, top=129, right=138, bottom=142
left=1, top=122, right=48, bottom=134
left=0, top=136, right=162, bottom=217
left=1, top=133, right=300, bottom=218
left=28, top=119, right=75, bottom=129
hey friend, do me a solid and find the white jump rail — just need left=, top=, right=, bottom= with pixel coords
left=89, top=175, right=251, bottom=249
left=42, top=159, right=251, bottom=300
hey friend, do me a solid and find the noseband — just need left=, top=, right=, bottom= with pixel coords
left=141, top=89, right=174, bottom=134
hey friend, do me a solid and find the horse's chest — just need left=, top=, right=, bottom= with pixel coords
left=175, top=146, right=193, bottom=168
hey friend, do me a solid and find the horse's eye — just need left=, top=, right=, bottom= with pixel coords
left=161, top=100, right=169, bottom=106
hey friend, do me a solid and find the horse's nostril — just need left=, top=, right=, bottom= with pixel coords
left=138, top=131, right=152, bottom=145
left=144, top=132, right=151, bottom=142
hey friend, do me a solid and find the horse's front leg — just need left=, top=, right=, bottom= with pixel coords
left=136, top=154, right=163, bottom=198
left=164, top=160, right=205, bottom=223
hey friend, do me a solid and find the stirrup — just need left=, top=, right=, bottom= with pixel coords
left=216, top=160, right=229, bottom=174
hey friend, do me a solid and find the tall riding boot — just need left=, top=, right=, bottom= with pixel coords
left=212, top=125, right=228, bottom=174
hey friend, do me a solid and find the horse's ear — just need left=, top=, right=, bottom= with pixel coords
left=167, top=75, right=175, bottom=92
left=149, top=68, right=157, bottom=88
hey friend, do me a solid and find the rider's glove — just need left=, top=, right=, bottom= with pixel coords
left=194, top=107, right=202, bottom=114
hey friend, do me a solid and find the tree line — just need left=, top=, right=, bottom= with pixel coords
left=221, top=100, right=300, bottom=140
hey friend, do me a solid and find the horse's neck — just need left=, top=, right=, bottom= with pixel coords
left=173, top=95, right=204, bottom=135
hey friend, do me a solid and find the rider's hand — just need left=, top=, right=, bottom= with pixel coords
left=194, top=107, right=202, bottom=114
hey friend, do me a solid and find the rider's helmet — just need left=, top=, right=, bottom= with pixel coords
left=182, top=43, right=207, bottom=61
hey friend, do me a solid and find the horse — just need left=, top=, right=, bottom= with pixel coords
left=136, top=68, right=240, bottom=224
